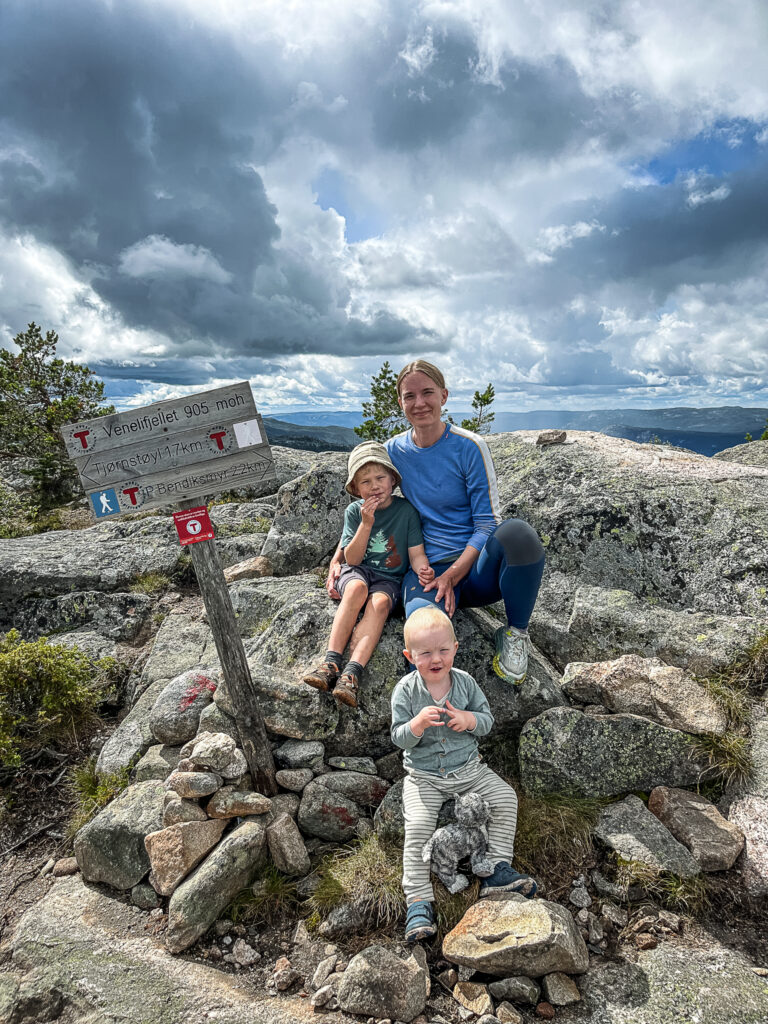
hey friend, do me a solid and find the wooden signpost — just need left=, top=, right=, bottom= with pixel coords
left=63, top=383, right=278, bottom=794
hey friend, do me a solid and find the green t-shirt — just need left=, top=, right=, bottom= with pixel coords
left=341, top=496, right=424, bottom=579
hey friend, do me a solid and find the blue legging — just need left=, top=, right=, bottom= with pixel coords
left=402, top=518, right=545, bottom=630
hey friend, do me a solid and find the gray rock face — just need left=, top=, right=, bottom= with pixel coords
left=317, top=902, right=364, bottom=940
left=187, top=732, right=237, bottom=772
left=275, top=768, right=314, bottom=792
left=196, top=702, right=239, bottom=742
left=562, top=654, right=728, bottom=736
left=134, top=744, right=182, bottom=783
left=648, top=786, right=745, bottom=871
left=274, top=739, right=325, bottom=771
left=541, top=972, right=581, bottom=1006
left=594, top=795, right=702, bottom=877
left=313, top=770, right=390, bottom=808
left=489, top=430, right=768, bottom=620
left=579, top=935, right=768, bottom=1023
left=14, top=590, right=153, bottom=642
left=0, top=515, right=182, bottom=627
left=442, top=896, right=589, bottom=977
left=327, top=756, right=377, bottom=774
left=337, top=944, right=429, bottom=1022
left=487, top=976, right=541, bottom=1004
left=162, top=791, right=208, bottom=826
left=74, top=780, right=165, bottom=890
left=149, top=669, right=217, bottom=746
left=165, top=771, right=222, bottom=799
left=166, top=819, right=267, bottom=953
left=519, top=707, right=705, bottom=797
left=713, top=440, right=768, bottom=468
left=260, top=458, right=348, bottom=576
left=535, top=579, right=765, bottom=676
left=298, top=778, right=363, bottom=841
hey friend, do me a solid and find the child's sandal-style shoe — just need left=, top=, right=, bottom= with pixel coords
left=332, top=673, right=359, bottom=707
left=404, top=900, right=437, bottom=942
left=302, top=662, right=340, bottom=692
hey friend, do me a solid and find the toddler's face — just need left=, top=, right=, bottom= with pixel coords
left=404, top=624, right=458, bottom=688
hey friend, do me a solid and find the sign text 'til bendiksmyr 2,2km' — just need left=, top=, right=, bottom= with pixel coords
left=62, top=382, right=276, bottom=518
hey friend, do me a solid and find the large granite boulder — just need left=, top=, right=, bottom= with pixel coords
left=713, top=440, right=768, bottom=468
left=532, top=577, right=766, bottom=675
left=488, top=431, right=768, bottom=620
left=12, top=590, right=153, bottom=641
left=443, top=896, right=588, bottom=977
left=260, top=457, right=348, bottom=575
left=723, top=793, right=768, bottom=895
left=562, top=654, right=728, bottom=736
left=74, top=780, right=165, bottom=890
left=594, top=795, right=702, bottom=877
left=519, top=707, right=705, bottom=798
left=149, top=669, right=217, bottom=746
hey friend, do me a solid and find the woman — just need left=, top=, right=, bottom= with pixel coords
left=328, top=360, right=545, bottom=682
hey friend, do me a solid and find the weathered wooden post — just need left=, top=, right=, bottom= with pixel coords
left=62, top=382, right=278, bottom=794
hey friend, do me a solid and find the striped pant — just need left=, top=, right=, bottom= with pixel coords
left=401, top=760, right=519, bottom=904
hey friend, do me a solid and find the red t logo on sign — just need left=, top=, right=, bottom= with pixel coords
left=73, top=429, right=91, bottom=449
left=209, top=430, right=227, bottom=450
left=173, top=506, right=215, bottom=546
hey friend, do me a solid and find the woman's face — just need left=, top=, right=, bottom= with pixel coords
left=398, top=371, right=448, bottom=429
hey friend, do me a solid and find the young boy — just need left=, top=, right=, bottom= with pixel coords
left=391, top=606, right=537, bottom=942
left=304, top=441, right=433, bottom=708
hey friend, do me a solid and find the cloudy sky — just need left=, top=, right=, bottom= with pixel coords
left=2, top=0, right=768, bottom=415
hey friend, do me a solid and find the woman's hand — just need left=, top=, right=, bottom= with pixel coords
left=325, top=561, right=342, bottom=600
left=423, top=567, right=458, bottom=616
left=444, top=700, right=475, bottom=732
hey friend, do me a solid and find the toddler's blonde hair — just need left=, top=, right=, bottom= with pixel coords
left=403, top=606, right=456, bottom=650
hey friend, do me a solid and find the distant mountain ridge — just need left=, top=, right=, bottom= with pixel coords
left=265, top=407, right=768, bottom=457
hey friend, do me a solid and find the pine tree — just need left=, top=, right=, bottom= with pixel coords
left=461, top=383, right=496, bottom=435
left=0, top=323, right=114, bottom=505
left=354, top=361, right=407, bottom=442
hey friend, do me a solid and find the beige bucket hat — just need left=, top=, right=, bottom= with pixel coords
left=345, top=441, right=402, bottom=495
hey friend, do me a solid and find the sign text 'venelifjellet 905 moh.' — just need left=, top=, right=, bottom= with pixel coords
left=62, top=382, right=276, bottom=518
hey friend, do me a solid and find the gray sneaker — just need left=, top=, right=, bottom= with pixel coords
left=493, top=625, right=529, bottom=683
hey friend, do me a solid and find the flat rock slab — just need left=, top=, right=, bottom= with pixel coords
left=725, top=793, right=768, bottom=895
left=519, top=707, right=704, bottom=798
left=74, top=780, right=165, bottom=890
left=562, top=654, right=727, bottom=736
left=9, top=875, right=311, bottom=1024
left=443, top=896, right=588, bottom=978
left=595, top=795, right=702, bottom=878
left=648, top=786, right=745, bottom=871
left=145, top=819, right=227, bottom=895
left=576, top=934, right=768, bottom=1024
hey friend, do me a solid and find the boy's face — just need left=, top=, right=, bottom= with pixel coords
left=404, top=624, right=458, bottom=688
left=353, top=463, right=395, bottom=507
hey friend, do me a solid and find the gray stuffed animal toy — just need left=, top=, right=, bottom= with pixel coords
left=421, top=791, right=495, bottom=893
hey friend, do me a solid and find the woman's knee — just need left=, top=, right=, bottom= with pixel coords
left=493, top=518, right=546, bottom=565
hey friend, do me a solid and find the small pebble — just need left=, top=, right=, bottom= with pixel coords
left=39, top=857, right=55, bottom=878
left=635, top=933, right=658, bottom=951
left=52, top=857, right=79, bottom=877
left=568, top=887, right=592, bottom=909
left=751, top=967, right=768, bottom=977
left=535, top=1003, right=555, bottom=1020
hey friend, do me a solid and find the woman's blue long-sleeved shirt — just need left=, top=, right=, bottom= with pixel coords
left=390, top=667, right=494, bottom=776
left=386, top=423, right=501, bottom=564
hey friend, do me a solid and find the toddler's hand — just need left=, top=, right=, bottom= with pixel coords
left=417, top=564, right=435, bottom=585
left=410, top=705, right=444, bottom=736
left=444, top=700, right=476, bottom=733
left=360, top=496, right=380, bottom=527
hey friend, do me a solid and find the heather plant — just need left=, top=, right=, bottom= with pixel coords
left=0, top=630, right=112, bottom=768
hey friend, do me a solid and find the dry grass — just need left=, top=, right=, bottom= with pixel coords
left=66, top=758, right=130, bottom=839
left=614, top=858, right=709, bottom=916
left=308, top=833, right=404, bottom=930
left=514, top=790, right=607, bottom=891
left=227, top=864, right=298, bottom=925
left=692, top=732, right=753, bottom=789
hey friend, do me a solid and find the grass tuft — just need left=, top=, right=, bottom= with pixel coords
left=308, top=833, right=404, bottom=930
left=66, top=758, right=130, bottom=838
left=130, top=572, right=172, bottom=595
left=226, top=864, right=298, bottom=925
left=513, top=790, right=607, bottom=889
left=614, top=857, right=709, bottom=916
left=693, top=732, right=753, bottom=789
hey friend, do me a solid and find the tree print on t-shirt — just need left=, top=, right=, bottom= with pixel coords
left=368, top=530, right=402, bottom=570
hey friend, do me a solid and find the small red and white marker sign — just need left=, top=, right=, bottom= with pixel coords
left=173, top=506, right=215, bottom=545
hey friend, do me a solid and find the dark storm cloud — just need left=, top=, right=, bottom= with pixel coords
left=0, top=0, right=429, bottom=359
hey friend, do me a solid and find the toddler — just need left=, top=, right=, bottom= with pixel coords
left=304, top=441, right=432, bottom=708
left=390, top=606, right=537, bottom=942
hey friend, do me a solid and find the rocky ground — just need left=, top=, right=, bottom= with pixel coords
left=1, top=434, right=768, bottom=1024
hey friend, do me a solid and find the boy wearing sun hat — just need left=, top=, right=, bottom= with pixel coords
left=303, top=441, right=433, bottom=708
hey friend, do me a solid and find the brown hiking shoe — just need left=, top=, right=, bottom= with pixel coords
left=332, top=672, right=359, bottom=708
left=302, top=662, right=340, bottom=692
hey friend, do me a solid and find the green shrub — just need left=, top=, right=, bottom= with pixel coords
left=130, top=572, right=172, bottom=595
left=0, top=482, right=39, bottom=538
left=0, top=630, right=111, bottom=767
left=66, top=758, right=130, bottom=838
left=614, top=857, right=709, bottom=916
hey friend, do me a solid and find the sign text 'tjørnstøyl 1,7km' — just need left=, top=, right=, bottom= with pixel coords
left=62, top=382, right=276, bottom=519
